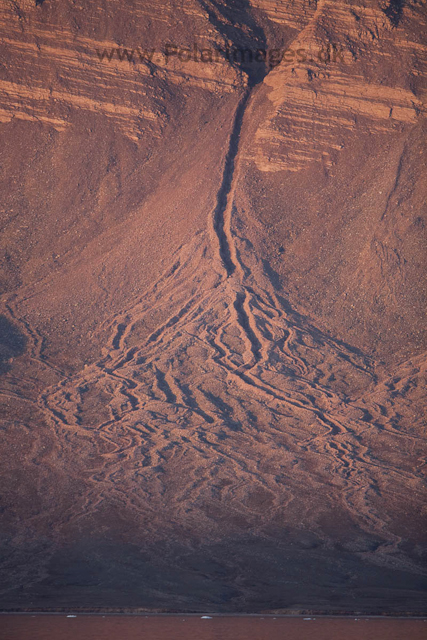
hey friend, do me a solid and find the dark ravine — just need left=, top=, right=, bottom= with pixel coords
left=212, top=88, right=252, bottom=277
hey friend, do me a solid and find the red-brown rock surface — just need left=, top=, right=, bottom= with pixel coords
left=0, top=0, right=426, bottom=613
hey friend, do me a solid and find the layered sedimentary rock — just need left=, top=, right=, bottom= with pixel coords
left=248, top=0, right=427, bottom=172
left=0, top=1, right=244, bottom=137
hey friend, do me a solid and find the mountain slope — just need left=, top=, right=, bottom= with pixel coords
left=0, top=0, right=426, bottom=613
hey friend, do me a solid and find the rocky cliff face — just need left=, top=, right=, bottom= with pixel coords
left=0, top=0, right=426, bottom=613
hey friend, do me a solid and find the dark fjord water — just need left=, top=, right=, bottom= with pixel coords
left=1, top=615, right=426, bottom=640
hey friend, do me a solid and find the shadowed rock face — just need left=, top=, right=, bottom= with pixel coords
left=0, top=0, right=426, bottom=614
left=0, top=316, right=27, bottom=374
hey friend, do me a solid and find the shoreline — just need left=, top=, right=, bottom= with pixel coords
left=1, top=611, right=426, bottom=619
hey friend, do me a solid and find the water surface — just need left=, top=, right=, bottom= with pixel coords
left=1, top=614, right=426, bottom=640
